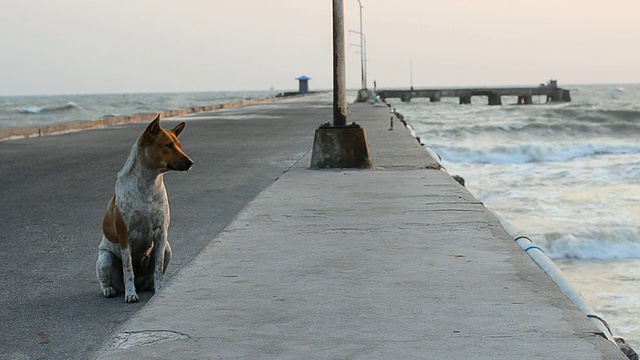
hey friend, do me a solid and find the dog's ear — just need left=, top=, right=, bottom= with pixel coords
left=144, top=115, right=162, bottom=139
left=170, top=122, right=186, bottom=138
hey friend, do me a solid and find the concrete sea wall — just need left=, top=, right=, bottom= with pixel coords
left=0, top=93, right=313, bottom=141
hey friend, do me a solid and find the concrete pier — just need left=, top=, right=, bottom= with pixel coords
left=96, top=94, right=624, bottom=359
left=378, top=81, right=571, bottom=105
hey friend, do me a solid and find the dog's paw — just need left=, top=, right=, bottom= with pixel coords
left=125, top=292, right=139, bottom=303
left=102, top=287, right=117, bottom=298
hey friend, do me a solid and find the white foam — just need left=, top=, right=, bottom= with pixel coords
left=547, top=232, right=640, bottom=260
left=20, top=106, right=41, bottom=114
left=434, top=142, right=640, bottom=165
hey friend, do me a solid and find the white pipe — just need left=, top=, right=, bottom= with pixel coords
left=498, top=216, right=617, bottom=344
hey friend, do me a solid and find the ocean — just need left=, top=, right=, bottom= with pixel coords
left=2, top=85, right=639, bottom=348
left=0, top=90, right=278, bottom=130
left=389, top=83, right=640, bottom=350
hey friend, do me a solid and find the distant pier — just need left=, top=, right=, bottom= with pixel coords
left=377, top=80, right=571, bottom=105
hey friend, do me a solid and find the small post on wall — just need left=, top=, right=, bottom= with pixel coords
left=310, top=0, right=372, bottom=169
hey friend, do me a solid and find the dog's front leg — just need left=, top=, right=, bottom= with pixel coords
left=121, top=246, right=139, bottom=303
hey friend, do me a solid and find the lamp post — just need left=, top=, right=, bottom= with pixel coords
left=309, top=0, right=372, bottom=169
left=332, top=0, right=347, bottom=126
left=356, top=0, right=366, bottom=90
left=349, top=29, right=367, bottom=90
left=410, top=59, right=414, bottom=91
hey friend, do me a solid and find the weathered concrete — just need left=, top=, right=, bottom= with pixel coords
left=309, top=124, right=372, bottom=169
left=95, top=101, right=625, bottom=359
left=356, top=88, right=370, bottom=102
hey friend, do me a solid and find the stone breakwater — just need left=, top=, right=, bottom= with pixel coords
left=0, top=93, right=313, bottom=141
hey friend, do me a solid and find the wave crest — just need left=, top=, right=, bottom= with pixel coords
left=546, top=231, right=640, bottom=260
left=434, top=142, right=640, bottom=164
left=19, top=101, right=81, bottom=114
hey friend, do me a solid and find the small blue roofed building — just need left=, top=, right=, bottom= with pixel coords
left=296, top=75, right=311, bottom=93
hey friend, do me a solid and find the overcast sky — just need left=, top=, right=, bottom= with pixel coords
left=1, top=0, right=639, bottom=96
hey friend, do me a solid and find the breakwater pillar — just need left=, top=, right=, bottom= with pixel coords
left=488, top=93, right=502, bottom=106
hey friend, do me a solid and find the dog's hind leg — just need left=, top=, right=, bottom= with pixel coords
left=96, top=250, right=123, bottom=298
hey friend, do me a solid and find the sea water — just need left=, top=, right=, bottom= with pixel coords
left=389, top=83, right=640, bottom=349
left=0, top=90, right=277, bottom=129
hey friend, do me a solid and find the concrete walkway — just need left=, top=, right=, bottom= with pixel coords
left=95, top=99, right=626, bottom=359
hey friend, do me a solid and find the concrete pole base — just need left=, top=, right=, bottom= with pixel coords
left=310, top=123, right=372, bottom=169
left=356, top=89, right=370, bottom=102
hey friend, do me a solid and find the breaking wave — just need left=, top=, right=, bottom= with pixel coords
left=433, top=142, right=640, bottom=165
left=19, top=101, right=81, bottom=114
left=545, top=231, right=640, bottom=260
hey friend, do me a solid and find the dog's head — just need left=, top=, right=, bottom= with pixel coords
left=140, top=115, right=194, bottom=173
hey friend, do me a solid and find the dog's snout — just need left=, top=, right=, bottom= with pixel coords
left=177, top=158, right=193, bottom=171
left=167, top=158, right=194, bottom=172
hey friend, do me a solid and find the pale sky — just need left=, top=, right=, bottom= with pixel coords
left=1, top=0, right=639, bottom=96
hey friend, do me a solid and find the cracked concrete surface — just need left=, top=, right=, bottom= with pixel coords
left=95, top=101, right=626, bottom=359
left=111, top=330, right=191, bottom=349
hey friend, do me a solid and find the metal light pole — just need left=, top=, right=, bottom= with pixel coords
left=410, top=59, right=414, bottom=90
left=356, top=0, right=366, bottom=90
left=309, top=0, right=371, bottom=169
left=332, top=0, right=347, bottom=126
left=349, top=30, right=367, bottom=90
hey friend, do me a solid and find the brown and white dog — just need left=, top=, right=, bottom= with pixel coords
left=96, top=115, right=193, bottom=302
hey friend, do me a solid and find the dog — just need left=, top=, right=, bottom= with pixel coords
left=96, top=115, right=193, bottom=302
